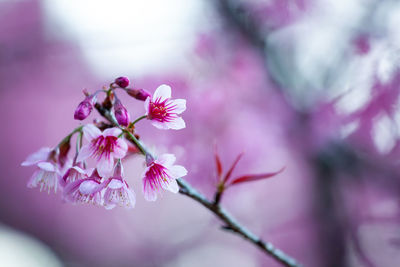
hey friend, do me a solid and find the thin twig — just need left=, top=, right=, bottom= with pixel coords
left=177, top=179, right=302, bottom=267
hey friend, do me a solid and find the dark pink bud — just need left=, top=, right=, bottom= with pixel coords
left=126, top=88, right=151, bottom=101
left=74, top=95, right=96, bottom=120
left=115, top=77, right=130, bottom=88
left=114, top=99, right=130, bottom=126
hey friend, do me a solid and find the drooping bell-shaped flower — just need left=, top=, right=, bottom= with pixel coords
left=21, top=147, right=61, bottom=193
left=61, top=163, right=94, bottom=187
left=63, top=178, right=103, bottom=205
left=103, top=161, right=135, bottom=209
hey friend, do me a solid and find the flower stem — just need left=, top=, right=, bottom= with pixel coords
left=57, top=125, right=83, bottom=148
left=123, top=130, right=147, bottom=155
left=130, top=115, right=147, bottom=127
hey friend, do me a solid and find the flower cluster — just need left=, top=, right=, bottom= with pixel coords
left=22, top=77, right=187, bottom=209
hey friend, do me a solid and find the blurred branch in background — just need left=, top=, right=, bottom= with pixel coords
left=212, top=0, right=400, bottom=266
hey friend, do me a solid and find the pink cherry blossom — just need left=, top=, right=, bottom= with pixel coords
left=142, top=154, right=187, bottom=201
left=77, top=124, right=128, bottom=178
left=63, top=178, right=103, bottom=205
left=144, top=84, right=186, bottom=130
left=21, top=147, right=61, bottom=193
left=103, top=162, right=135, bottom=209
left=61, top=164, right=94, bottom=187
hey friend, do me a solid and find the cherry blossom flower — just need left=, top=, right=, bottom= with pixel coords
left=144, top=84, right=186, bottom=130
left=77, top=124, right=128, bottom=178
left=63, top=178, right=103, bottom=205
left=61, top=164, right=94, bottom=187
left=103, top=162, right=135, bottom=209
left=142, top=153, right=187, bottom=201
left=21, top=147, right=61, bottom=193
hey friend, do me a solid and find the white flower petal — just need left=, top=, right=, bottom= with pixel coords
left=151, top=120, right=170, bottom=130
left=103, top=127, right=122, bottom=137
left=37, top=162, right=56, bottom=172
left=144, top=96, right=150, bottom=115
left=170, top=99, right=186, bottom=114
left=97, top=157, right=114, bottom=178
left=157, top=154, right=176, bottom=167
left=21, top=147, right=51, bottom=166
left=143, top=179, right=158, bottom=201
left=83, top=124, right=102, bottom=141
left=113, top=139, right=128, bottom=159
left=166, top=117, right=186, bottom=130
left=76, top=145, right=92, bottom=162
left=153, top=84, right=171, bottom=102
left=165, top=179, right=179, bottom=193
left=169, top=165, right=188, bottom=179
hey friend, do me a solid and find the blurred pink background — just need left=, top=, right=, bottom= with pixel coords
left=3, top=0, right=400, bottom=266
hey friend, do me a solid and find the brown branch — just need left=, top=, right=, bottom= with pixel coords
left=177, top=178, right=302, bottom=267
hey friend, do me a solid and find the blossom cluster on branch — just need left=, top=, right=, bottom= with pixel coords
left=22, top=77, right=187, bottom=209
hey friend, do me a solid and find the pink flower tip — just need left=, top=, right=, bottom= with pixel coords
left=115, top=77, right=130, bottom=88
left=114, top=99, right=130, bottom=126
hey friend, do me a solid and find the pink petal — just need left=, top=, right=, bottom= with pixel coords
left=169, top=165, right=188, bottom=179
left=166, top=117, right=186, bottom=130
left=113, top=139, right=128, bottom=159
left=151, top=120, right=170, bottom=130
left=143, top=178, right=158, bottom=201
left=83, top=124, right=102, bottom=141
left=107, top=178, right=123, bottom=190
left=103, top=127, right=122, bottom=137
left=76, top=145, right=92, bottom=162
left=170, top=99, right=186, bottom=114
left=153, top=84, right=171, bottom=102
left=27, top=170, right=44, bottom=188
left=157, top=154, right=176, bottom=167
left=71, top=166, right=87, bottom=174
left=144, top=96, right=150, bottom=115
left=79, top=180, right=101, bottom=194
left=21, top=147, right=51, bottom=166
left=37, top=162, right=56, bottom=172
left=97, top=157, right=114, bottom=178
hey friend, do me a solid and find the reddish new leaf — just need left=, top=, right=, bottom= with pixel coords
left=229, top=167, right=285, bottom=186
left=214, top=144, right=223, bottom=180
left=222, top=152, right=244, bottom=183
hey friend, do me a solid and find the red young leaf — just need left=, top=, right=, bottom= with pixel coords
left=214, top=144, right=223, bottom=180
left=222, top=152, right=244, bottom=183
left=229, top=167, right=285, bottom=186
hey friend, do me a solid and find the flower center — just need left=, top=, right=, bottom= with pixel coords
left=149, top=99, right=176, bottom=122
left=147, top=163, right=170, bottom=187
left=92, top=135, right=118, bottom=160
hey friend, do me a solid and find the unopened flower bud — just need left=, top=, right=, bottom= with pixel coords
left=114, top=99, right=130, bottom=126
left=115, top=77, right=130, bottom=88
left=74, top=95, right=96, bottom=120
left=126, top=88, right=151, bottom=101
